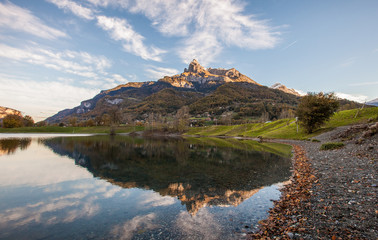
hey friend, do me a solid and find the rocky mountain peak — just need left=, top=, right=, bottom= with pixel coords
left=184, top=59, right=206, bottom=74
left=271, top=83, right=301, bottom=96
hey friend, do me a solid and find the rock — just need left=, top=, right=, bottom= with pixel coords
left=286, top=232, right=294, bottom=239
left=270, top=83, right=302, bottom=96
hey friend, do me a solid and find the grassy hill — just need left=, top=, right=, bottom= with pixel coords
left=185, top=107, right=378, bottom=140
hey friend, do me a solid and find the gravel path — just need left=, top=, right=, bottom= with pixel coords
left=251, top=123, right=378, bottom=239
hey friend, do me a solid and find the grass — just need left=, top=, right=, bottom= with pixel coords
left=185, top=107, right=378, bottom=140
left=320, top=142, right=345, bottom=150
left=1, top=107, right=377, bottom=140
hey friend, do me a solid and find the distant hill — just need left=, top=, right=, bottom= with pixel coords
left=45, top=60, right=361, bottom=125
left=270, top=83, right=302, bottom=97
left=0, top=106, right=22, bottom=119
left=367, top=98, right=378, bottom=106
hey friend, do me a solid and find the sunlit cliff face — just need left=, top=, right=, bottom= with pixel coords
left=159, top=59, right=260, bottom=88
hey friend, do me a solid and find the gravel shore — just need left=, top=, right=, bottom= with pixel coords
left=251, top=123, right=377, bottom=239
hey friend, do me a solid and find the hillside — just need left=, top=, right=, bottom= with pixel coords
left=45, top=60, right=362, bottom=125
left=45, top=60, right=300, bottom=124
left=367, top=98, right=378, bottom=106
left=0, top=106, right=22, bottom=119
left=185, top=107, right=378, bottom=140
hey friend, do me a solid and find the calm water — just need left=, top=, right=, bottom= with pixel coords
left=0, top=134, right=291, bottom=240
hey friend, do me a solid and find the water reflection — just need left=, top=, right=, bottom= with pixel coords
left=0, top=138, right=31, bottom=155
left=41, top=136, right=291, bottom=215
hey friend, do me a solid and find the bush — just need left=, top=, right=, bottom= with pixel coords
left=296, top=92, right=339, bottom=133
left=320, top=142, right=345, bottom=150
left=23, top=115, right=34, bottom=127
left=3, top=114, right=23, bottom=128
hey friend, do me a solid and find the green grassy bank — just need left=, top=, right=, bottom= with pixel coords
left=1, top=107, right=377, bottom=140
left=185, top=107, right=378, bottom=140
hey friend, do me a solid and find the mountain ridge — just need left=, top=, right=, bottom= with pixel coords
left=45, top=60, right=309, bottom=124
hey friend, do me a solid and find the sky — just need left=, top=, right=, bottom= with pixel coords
left=0, top=0, right=377, bottom=121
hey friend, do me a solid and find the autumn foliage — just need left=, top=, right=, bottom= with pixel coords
left=251, top=145, right=316, bottom=239
left=2, top=114, right=34, bottom=128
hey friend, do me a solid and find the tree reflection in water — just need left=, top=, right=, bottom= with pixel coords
left=42, top=136, right=291, bottom=215
left=0, top=138, right=31, bottom=155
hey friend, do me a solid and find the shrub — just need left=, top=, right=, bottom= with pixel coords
left=296, top=92, right=339, bottom=133
left=23, top=115, right=34, bottom=127
left=320, top=142, right=345, bottom=150
left=3, top=114, right=23, bottom=128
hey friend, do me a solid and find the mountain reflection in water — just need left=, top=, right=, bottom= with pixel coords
left=41, top=136, right=291, bottom=215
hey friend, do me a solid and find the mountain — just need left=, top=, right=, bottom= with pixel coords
left=0, top=106, right=22, bottom=119
left=366, top=98, right=378, bottom=106
left=270, top=83, right=302, bottom=97
left=45, top=60, right=305, bottom=124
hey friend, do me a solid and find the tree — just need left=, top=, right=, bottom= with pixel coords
left=23, top=115, right=34, bottom=127
left=3, top=114, right=23, bottom=128
left=101, top=114, right=111, bottom=126
left=108, top=107, right=121, bottom=125
left=68, top=117, right=77, bottom=127
left=175, top=106, right=190, bottom=132
left=296, top=92, right=339, bottom=133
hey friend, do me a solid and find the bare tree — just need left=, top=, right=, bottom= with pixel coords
left=175, top=106, right=190, bottom=132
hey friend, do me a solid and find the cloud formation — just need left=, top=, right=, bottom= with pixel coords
left=106, top=0, right=281, bottom=65
left=0, top=43, right=110, bottom=78
left=145, top=65, right=180, bottom=80
left=47, top=0, right=95, bottom=20
left=111, top=213, right=158, bottom=240
left=96, top=16, right=166, bottom=61
left=335, top=92, right=367, bottom=103
left=0, top=2, right=67, bottom=40
left=46, top=0, right=165, bottom=62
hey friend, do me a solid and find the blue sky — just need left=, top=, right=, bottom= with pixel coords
left=0, top=0, right=377, bottom=121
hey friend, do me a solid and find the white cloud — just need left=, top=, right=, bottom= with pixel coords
left=0, top=43, right=111, bottom=78
left=139, top=192, right=176, bottom=207
left=348, top=81, right=378, bottom=87
left=145, top=65, right=180, bottom=80
left=96, top=15, right=166, bottom=62
left=104, top=74, right=129, bottom=87
left=46, top=0, right=165, bottom=62
left=335, top=92, right=368, bottom=103
left=285, top=87, right=368, bottom=103
left=125, top=0, right=280, bottom=64
left=47, top=0, right=95, bottom=20
left=178, top=32, right=222, bottom=66
left=175, top=209, right=222, bottom=240
left=293, top=88, right=307, bottom=96
left=86, top=0, right=130, bottom=8
left=0, top=75, right=99, bottom=121
left=111, top=213, right=158, bottom=240
left=0, top=2, right=67, bottom=40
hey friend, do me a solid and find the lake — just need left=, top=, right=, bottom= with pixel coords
left=0, top=134, right=292, bottom=240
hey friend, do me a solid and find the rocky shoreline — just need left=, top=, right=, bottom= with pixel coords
left=250, top=123, right=377, bottom=239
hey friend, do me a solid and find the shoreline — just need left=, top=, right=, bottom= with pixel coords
left=251, top=125, right=377, bottom=239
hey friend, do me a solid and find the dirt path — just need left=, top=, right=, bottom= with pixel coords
left=251, top=124, right=378, bottom=239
